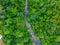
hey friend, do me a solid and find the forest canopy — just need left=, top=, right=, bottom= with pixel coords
left=0, top=0, right=60, bottom=45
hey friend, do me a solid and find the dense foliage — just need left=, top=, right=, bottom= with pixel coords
left=0, top=0, right=60, bottom=45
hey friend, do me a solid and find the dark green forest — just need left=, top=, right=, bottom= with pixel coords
left=0, top=0, right=60, bottom=45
